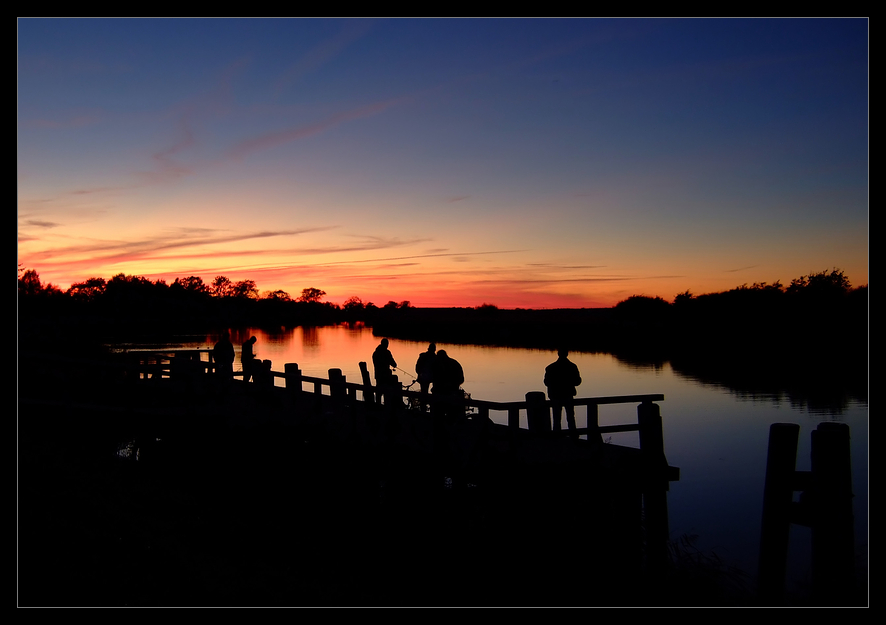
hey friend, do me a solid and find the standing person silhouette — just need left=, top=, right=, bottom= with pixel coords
left=241, top=336, right=258, bottom=383
left=372, top=338, right=397, bottom=389
left=212, top=330, right=235, bottom=390
left=415, top=343, right=437, bottom=411
left=431, top=349, right=466, bottom=488
left=544, top=349, right=582, bottom=438
left=432, top=350, right=464, bottom=419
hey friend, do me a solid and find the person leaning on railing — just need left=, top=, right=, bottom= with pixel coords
left=544, top=349, right=582, bottom=439
left=241, top=336, right=258, bottom=383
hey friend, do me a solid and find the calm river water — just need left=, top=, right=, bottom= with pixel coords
left=123, top=323, right=868, bottom=600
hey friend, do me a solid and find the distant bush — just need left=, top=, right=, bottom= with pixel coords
left=614, top=295, right=671, bottom=321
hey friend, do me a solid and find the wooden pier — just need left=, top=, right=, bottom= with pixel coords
left=130, top=350, right=680, bottom=564
left=19, top=348, right=683, bottom=606
left=129, top=349, right=678, bottom=471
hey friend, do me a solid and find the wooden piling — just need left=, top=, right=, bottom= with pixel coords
left=637, top=401, right=669, bottom=573
left=758, top=422, right=800, bottom=604
left=811, top=422, right=855, bottom=603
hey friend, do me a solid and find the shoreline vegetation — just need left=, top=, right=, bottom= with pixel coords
left=19, top=267, right=869, bottom=411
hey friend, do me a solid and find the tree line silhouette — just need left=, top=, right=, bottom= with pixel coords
left=16, top=267, right=419, bottom=331
left=18, top=265, right=866, bottom=359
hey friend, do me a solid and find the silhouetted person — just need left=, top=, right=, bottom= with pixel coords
left=212, top=331, right=235, bottom=390
left=545, top=349, right=582, bottom=438
left=241, top=336, right=258, bottom=383
left=415, top=343, right=436, bottom=411
left=431, top=350, right=465, bottom=486
left=372, top=338, right=397, bottom=388
left=432, top=349, right=465, bottom=419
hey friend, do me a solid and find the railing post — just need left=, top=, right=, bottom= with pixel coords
left=359, top=361, right=375, bottom=404
left=587, top=402, right=601, bottom=444
left=385, top=375, right=402, bottom=412
left=757, top=422, right=800, bottom=604
left=637, top=400, right=665, bottom=461
left=329, top=368, right=346, bottom=403
left=285, top=363, right=302, bottom=398
left=508, top=407, right=520, bottom=435
left=810, top=422, right=854, bottom=604
left=347, top=385, right=358, bottom=407
left=526, top=391, right=550, bottom=435
left=259, top=360, right=274, bottom=391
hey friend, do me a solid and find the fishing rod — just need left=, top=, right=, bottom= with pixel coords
left=394, top=366, right=417, bottom=381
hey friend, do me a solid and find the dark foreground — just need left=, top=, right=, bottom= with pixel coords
left=19, top=371, right=748, bottom=607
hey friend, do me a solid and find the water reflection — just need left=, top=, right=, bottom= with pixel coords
left=301, top=326, right=320, bottom=351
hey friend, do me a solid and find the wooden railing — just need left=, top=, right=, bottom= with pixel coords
left=127, top=351, right=673, bottom=465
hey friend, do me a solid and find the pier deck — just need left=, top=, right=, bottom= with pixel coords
left=19, top=350, right=681, bottom=606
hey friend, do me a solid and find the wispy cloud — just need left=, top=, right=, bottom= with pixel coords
left=21, top=219, right=59, bottom=229
left=313, top=249, right=526, bottom=266
left=225, top=97, right=406, bottom=161
left=724, top=265, right=760, bottom=273
left=23, top=226, right=340, bottom=267
left=271, top=20, right=374, bottom=101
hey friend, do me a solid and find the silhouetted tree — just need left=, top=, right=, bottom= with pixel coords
left=18, top=269, right=44, bottom=297
left=787, top=268, right=851, bottom=297
left=343, top=295, right=364, bottom=310
left=67, top=277, right=107, bottom=302
left=172, top=276, right=208, bottom=294
left=262, top=289, right=292, bottom=301
left=231, top=279, right=259, bottom=300
left=210, top=276, right=235, bottom=298
left=298, top=288, right=326, bottom=303
left=614, top=295, right=671, bottom=321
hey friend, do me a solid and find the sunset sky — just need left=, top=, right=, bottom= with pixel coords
left=18, top=18, right=868, bottom=308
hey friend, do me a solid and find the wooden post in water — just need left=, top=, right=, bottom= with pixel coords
left=359, top=361, right=375, bottom=404
left=810, top=422, right=855, bottom=604
left=526, top=391, right=551, bottom=435
left=637, top=400, right=669, bottom=574
left=758, top=422, right=800, bottom=604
